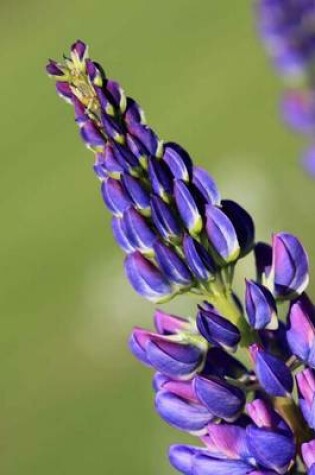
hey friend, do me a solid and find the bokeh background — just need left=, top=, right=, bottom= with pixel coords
left=1, top=1, right=315, bottom=474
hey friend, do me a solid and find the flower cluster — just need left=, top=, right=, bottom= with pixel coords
left=47, top=41, right=315, bottom=474
left=256, top=0, right=315, bottom=176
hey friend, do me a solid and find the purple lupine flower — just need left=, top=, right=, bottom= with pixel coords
left=47, top=40, right=315, bottom=475
left=286, top=293, right=315, bottom=367
left=296, top=368, right=315, bottom=430
left=270, top=233, right=309, bottom=299
left=250, top=344, right=293, bottom=396
left=194, top=375, right=245, bottom=421
left=205, top=204, right=240, bottom=264
left=124, top=252, right=172, bottom=302
left=245, top=279, right=278, bottom=330
left=129, top=326, right=205, bottom=379
left=196, top=302, right=241, bottom=350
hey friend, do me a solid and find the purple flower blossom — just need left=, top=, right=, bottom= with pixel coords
left=47, top=40, right=315, bottom=475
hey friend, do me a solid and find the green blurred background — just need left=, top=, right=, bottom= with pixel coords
left=1, top=1, right=314, bottom=473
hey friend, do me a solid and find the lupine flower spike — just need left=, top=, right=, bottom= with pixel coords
left=256, top=0, right=315, bottom=176
left=47, top=41, right=315, bottom=475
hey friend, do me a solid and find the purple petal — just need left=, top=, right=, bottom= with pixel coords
left=202, top=424, right=249, bottom=460
left=101, top=177, right=132, bottom=216
left=154, top=309, right=190, bottom=335
left=174, top=180, right=203, bottom=235
left=194, top=375, right=245, bottom=421
left=194, top=454, right=253, bottom=475
left=122, top=174, right=150, bottom=212
left=111, top=216, right=135, bottom=253
left=245, top=280, right=278, bottom=330
left=146, top=339, right=203, bottom=378
left=286, top=294, right=315, bottom=365
left=250, top=344, right=293, bottom=397
left=155, top=391, right=213, bottom=433
left=154, top=241, right=193, bottom=287
left=183, top=235, right=216, bottom=281
left=205, top=204, right=240, bottom=263
left=163, top=142, right=193, bottom=182
left=246, top=425, right=295, bottom=474
left=169, top=445, right=204, bottom=475
left=148, top=157, right=173, bottom=200
left=192, top=166, right=221, bottom=205
left=302, top=440, right=315, bottom=470
left=151, top=195, right=182, bottom=242
left=124, top=251, right=172, bottom=302
left=124, top=208, right=156, bottom=252
left=221, top=200, right=255, bottom=258
left=272, top=232, right=309, bottom=299
left=197, top=303, right=241, bottom=350
left=80, top=120, right=106, bottom=150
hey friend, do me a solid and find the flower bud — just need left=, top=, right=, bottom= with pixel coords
left=163, top=142, right=193, bottom=182
left=46, top=60, right=67, bottom=78
left=70, top=40, right=88, bottom=62
left=124, top=251, right=172, bottom=302
left=205, top=204, right=240, bottom=264
left=124, top=98, right=146, bottom=127
left=101, top=177, right=132, bottom=216
left=286, top=293, right=315, bottom=367
left=246, top=425, right=295, bottom=475
left=86, top=60, right=104, bottom=88
left=183, top=235, right=216, bottom=281
left=197, top=303, right=240, bottom=350
left=80, top=120, right=105, bottom=151
left=174, top=180, right=203, bottom=235
left=56, top=82, right=73, bottom=103
left=296, top=368, right=315, bottom=430
left=101, top=112, right=125, bottom=144
left=151, top=195, right=182, bottom=242
left=112, top=142, right=139, bottom=173
left=249, top=344, right=293, bottom=397
left=126, top=133, right=148, bottom=168
left=124, top=208, right=156, bottom=253
left=148, top=157, right=173, bottom=201
left=146, top=337, right=204, bottom=379
left=245, top=280, right=278, bottom=330
left=192, top=166, right=220, bottom=205
left=122, top=174, right=150, bottom=214
left=154, top=241, right=193, bottom=287
left=154, top=309, right=190, bottom=335
left=106, top=80, right=126, bottom=113
left=221, top=200, right=255, bottom=258
left=194, top=375, right=245, bottom=421
left=94, top=144, right=124, bottom=179
left=155, top=390, right=213, bottom=434
left=271, top=232, right=309, bottom=299
left=111, top=216, right=135, bottom=253
left=128, top=123, right=162, bottom=157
